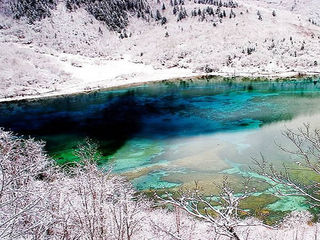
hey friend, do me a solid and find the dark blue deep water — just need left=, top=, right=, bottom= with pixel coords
left=1, top=79, right=319, bottom=156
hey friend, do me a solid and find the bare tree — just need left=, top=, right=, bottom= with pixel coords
left=109, top=190, right=146, bottom=240
left=254, top=123, right=320, bottom=204
left=0, top=128, right=54, bottom=239
left=0, top=131, right=147, bottom=240
left=156, top=177, right=257, bottom=240
left=151, top=206, right=200, bottom=240
left=48, top=139, right=147, bottom=240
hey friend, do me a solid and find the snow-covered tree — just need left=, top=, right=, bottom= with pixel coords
left=156, top=178, right=258, bottom=240
left=0, top=129, right=55, bottom=238
left=254, top=124, right=320, bottom=206
left=65, top=0, right=150, bottom=31
left=9, top=0, right=57, bottom=23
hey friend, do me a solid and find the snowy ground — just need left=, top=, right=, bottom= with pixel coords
left=0, top=0, right=320, bottom=101
left=0, top=42, right=196, bottom=102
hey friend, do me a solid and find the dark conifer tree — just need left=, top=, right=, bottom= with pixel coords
left=161, top=16, right=167, bottom=25
left=173, top=5, right=178, bottom=15
left=10, top=0, right=57, bottom=23
left=257, top=10, right=262, bottom=21
left=63, top=0, right=151, bottom=31
left=156, top=9, right=162, bottom=21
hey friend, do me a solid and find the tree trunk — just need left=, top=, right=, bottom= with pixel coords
left=229, top=227, right=241, bottom=240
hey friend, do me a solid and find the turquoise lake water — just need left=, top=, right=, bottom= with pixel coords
left=1, top=78, right=320, bottom=213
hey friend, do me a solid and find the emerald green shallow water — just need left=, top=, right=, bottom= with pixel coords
left=1, top=78, right=320, bottom=214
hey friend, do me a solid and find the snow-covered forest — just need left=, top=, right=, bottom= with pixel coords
left=0, top=0, right=320, bottom=101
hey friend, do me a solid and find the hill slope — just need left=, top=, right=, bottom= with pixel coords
left=0, top=0, right=320, bottom=101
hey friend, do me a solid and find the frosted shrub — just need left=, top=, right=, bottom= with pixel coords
left=0, top=128, right=53, bottom=239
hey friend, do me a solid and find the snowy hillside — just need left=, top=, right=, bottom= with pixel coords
left=254, top=0, right=320, bottom=23
left=0, top=0, right=320, bottom=101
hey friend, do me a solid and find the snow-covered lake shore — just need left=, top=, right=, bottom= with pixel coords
left=1, top=42, right=319, bottom=103
left=0, top=44, right=198, bottom=102
left=1, top=0, right=320, bottom=102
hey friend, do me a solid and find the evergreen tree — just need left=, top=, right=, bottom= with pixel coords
left=10, top=0, right=57, bottom=23
left=177, top=7, right=187, bottom=21
left=64, top=0, right=151, bottom=31
left=156, top=9, right=162, bottom=21
left=66, top=1, right=72, bottom=11
left=173, top=5, right=178, bottom=15
left=230, top=9, right=235, bottom=18
left=257, top=10, right=262, bottom=21
left=161, top=16, right=167, bottom=25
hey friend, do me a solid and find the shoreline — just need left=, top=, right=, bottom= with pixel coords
left=1, top=69, right=320, bottom=104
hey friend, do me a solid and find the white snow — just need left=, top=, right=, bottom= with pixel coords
left=0, top=43, right=196, bottom=102
left=61, top=53, right=196, bottom=90
left=0, top=0, right=320, bottom=102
